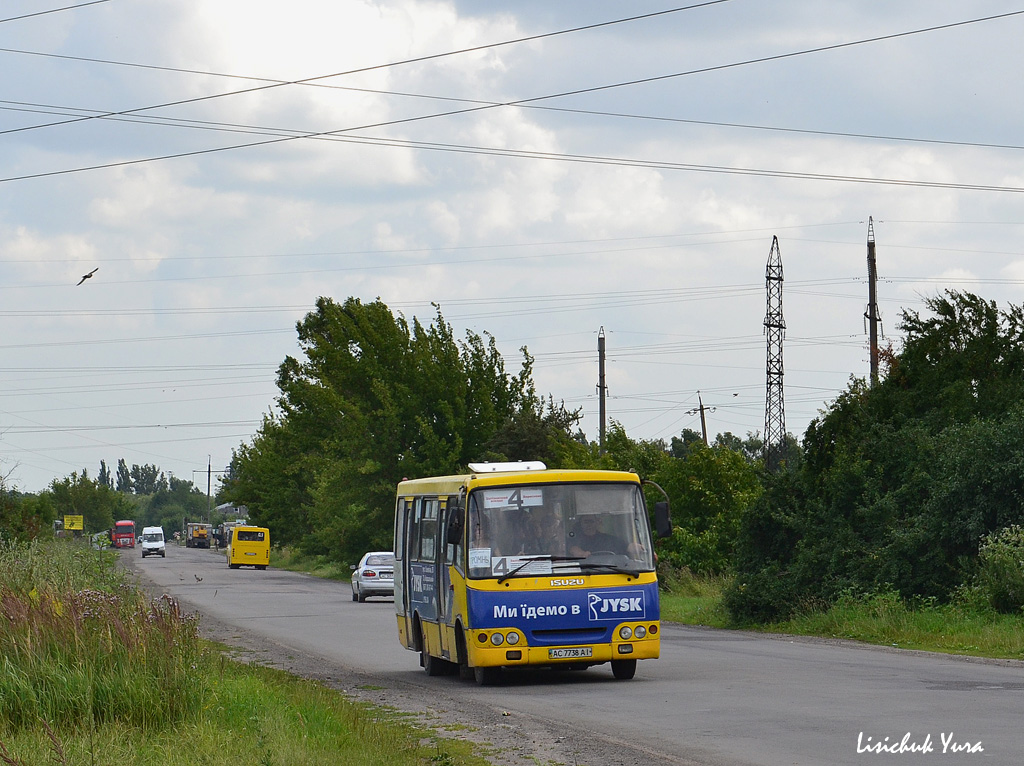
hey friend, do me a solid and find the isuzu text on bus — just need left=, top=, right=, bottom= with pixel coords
left=394, top=462, right=671, bottom=685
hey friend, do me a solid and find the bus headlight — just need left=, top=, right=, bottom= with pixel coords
left=491, top=633, right=505, bottom=646
left=506, top=632, right=520, bottom=645
left=634, top=625, right=647, bottom=639
left=618, top=626, right=633, bottom=640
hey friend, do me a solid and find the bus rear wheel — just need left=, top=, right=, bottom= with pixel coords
left=422, top=651, right=451, bottom=676
left=611, top=659, right=636, bottom=680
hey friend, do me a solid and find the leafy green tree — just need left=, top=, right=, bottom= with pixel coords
left=726, top=291, right=1024, bottom=622
left=655, top=443, right=763, bottom=574
left=0, top=483, right=55, bottom=541
left=669, top=428, right=704, bottom=459
left=130, top=464, right=166, bottom=495
left=47, top=472, right=133, bottom=534
left=224, top=413, right=315, bottom=547
left=482, top=395, right=586, bottom=467
left=116, top=459, right=132, bottom=493
left=224, top=297, right=544, bottom=563
left=141, top=477, right=209, bottom=533
left=97, top=460, right=113, bottom=488
left=564, top=423, right=762, bottom=575
left=595, top=422, right=670, bottom=477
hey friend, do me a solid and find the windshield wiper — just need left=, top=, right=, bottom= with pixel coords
left=577, top=562, right=641, bottom=577
left=497, top=555, right=577, bottom=584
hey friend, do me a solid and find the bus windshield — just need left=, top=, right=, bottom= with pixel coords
left=466, top=482, right=655, bottom=579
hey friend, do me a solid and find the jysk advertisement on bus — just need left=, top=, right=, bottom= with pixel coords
left=466, top=580, right=659, bottom=637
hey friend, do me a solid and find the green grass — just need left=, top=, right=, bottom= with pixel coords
left=658, top=572, right=1024, bottom=661
left=657, top=569, right=731, bottom=627
left=0, top=539, right=489, bottom=766
left=269, top=547, right=352, bottom=581
left=766, top=590, right=1024, bottom=660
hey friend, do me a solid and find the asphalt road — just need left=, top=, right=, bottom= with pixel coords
left=125, top=543, right=1024, bottom=766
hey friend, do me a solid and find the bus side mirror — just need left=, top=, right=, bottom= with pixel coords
left=446, top=505, right=464, bottom=545
left=654, top=501, right=672, bottom=538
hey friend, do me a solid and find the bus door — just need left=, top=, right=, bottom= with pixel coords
left=407, top=498, right=439, bottom=630
left=395, top=498, right=414, bottom=646
left=438, top=495, right=466, bottom=661
left=437, top=498, right=451, bottom=625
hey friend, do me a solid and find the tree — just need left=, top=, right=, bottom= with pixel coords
left=224, top=297, right=542, bottom=563
left=97, top=460, right=113, bottom=488
left=48, top=472, right=133, bottom=534
left=130, top=464, right=166, bottom=495
left=116, top=459, right=132, bottom=493
left=726, top=291, right=1024, bottom=622
left=142, top=476, right=209, bottom=533
left=669, top=428, right=704, bottom=459
left=0, top=482, right=55, bottom=541
left=656, top=443, right=763, bottom=574
left=482, top=395, right=585, bottom=467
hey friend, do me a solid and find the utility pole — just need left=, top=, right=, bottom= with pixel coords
left=192, top=457, right=227, bottom=522
left=764, top=236, right=786, bottom=472
left=598, top=327, right=607, bottom=454
left=865, top=216, right=881, bottom=386
left=686, top=391, right=714, bottom=446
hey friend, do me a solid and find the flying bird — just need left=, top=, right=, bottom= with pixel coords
left=76, top=267, right=98, bottom=286
left=194, top=574, right=203, bottom=582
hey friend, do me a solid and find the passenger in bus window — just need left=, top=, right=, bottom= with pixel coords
left=524, top=506, right=565, bottom=555
left=569, top=512, right=647, bottom=561
left=492, top=508, right=529, bottom=556
left=470, top=506, right=489, bottom=549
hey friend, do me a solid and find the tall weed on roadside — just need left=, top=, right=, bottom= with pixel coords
left=0, top=540, right=209, bottom=731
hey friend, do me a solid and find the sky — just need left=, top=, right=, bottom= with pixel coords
left=2, top=0, right=1024, bottom=494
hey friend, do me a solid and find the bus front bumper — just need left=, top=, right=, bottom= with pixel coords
left=467, top=627, right=660, bottom=668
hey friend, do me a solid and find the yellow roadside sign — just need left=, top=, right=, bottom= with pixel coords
left=64, top=515, right=84, bottom=531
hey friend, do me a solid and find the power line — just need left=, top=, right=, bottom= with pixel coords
left=0, top=2, right=733, bottom=138
left=0, top=0, right=109, bottom=25
left=9, top=29, right=1024, bottom=156
left=3, top=10, right=1022, bottom=187
left=6, top=106, right=1023, bottom=192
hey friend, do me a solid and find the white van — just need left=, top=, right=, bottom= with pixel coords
left=140, top=526, right=166, bottom=558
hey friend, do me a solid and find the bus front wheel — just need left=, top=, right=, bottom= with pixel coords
left=474, top=666, right=501, bottom=686
left=455, top=629, right=474, bottom=680
left=611, top=659, right=636, bottom=680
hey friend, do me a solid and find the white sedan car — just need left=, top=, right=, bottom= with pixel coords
left=350, top=551, right=395, bottom=602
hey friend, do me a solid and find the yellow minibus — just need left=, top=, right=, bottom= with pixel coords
left=394, top=462, right=671, bottom=685
left=226, top=525, right=270, bottom=570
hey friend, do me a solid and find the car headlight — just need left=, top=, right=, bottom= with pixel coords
left=506, top=632, right=520, bottom=645
left=618, top=626, right=633, bottom=640
left=634, top=625, right=647, bottom=639
left=490, top=633, right=505, bottom=646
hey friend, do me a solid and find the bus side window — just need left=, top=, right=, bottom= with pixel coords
left=394, top=498, right=408, bottom=562
left=443, top=500, right=461, bottom=570
left=408, top=498, right=422, bottom=562
left=419, top=498, right=437, bottom=561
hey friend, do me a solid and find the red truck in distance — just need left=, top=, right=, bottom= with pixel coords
left=110, top=520, right=136, bottom=548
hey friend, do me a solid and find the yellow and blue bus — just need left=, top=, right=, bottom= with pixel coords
left=394, top=462, right=671, bottom=685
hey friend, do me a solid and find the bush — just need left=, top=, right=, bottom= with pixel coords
left=722, top=564, right=802, bottom=624
left=975, top=525, right=1024, bottom=613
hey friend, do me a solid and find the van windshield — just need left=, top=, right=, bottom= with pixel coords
left=143, top=533, right=162, bottom=542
